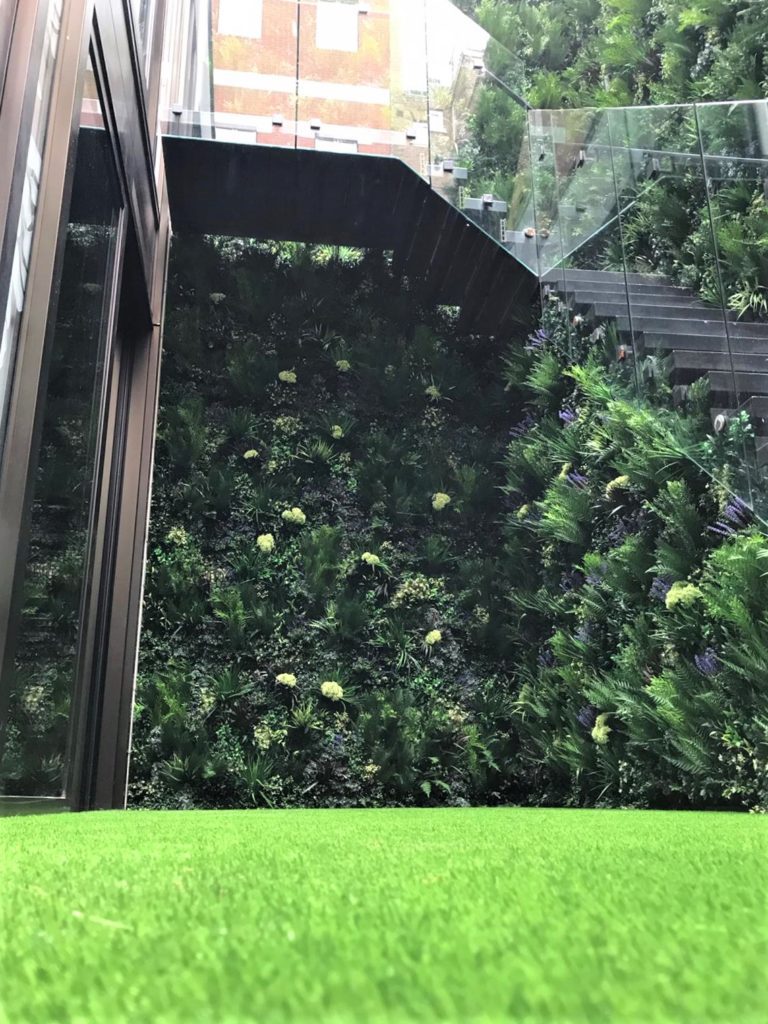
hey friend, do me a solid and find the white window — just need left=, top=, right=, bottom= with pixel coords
left=316, top=1, right=359, bottom=53
left=429, top=109, right=446, bottom=133
left=315, top=136, right=359, bottom=154
left=218, top=0, right=263, bottom=38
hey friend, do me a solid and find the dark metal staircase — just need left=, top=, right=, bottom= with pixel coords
left=543, top=268, right=768, bottom=461
left=163, top=137, right=538, bottom=333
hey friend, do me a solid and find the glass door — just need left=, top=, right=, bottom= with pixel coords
left=0, top=52, right=122, bottom=806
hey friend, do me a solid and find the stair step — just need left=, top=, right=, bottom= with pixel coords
left=552, top=281, right=692, bottom=299
left=568, top=289, right=701, bottom=307
left=639, top=333, right=768, bottom=357
left=615, top=316, right=768, bottom=340
left=742, top=396, right=768, bottom=419
left=708, top=370, right=768, bottom=398
left=592, top=301, right=745, bottom=323
left=542, top=268, right=670, bottom=286
left=670, top=350, right=768, bottom=379
left=712, top=404, right=768, bottom=435
left=755, top=439, right=768, bottom=469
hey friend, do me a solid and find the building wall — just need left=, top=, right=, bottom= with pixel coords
left=211, top=0, right=416, bottom=157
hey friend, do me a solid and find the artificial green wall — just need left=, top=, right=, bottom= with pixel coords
left=130, top=237, right=767, bottom=811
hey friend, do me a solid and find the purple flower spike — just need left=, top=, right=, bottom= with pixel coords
left=650, top=576, right=673, bottom=602
left=694, top=648, right=720, bottom=677
left=708, top=522, right=736, bottom=538
left=723, top=497, right=751, bottom=528
left=566, top=472, right=589, bottom=489
left=509, top=412, right=538, bottom=439
left=577, top=705, right=599, bottom=730
left=538, top=647, right=556, bottom=668
left=526, top=328, right=551, bottom=351
left=559, top=407, right=577, bottom=425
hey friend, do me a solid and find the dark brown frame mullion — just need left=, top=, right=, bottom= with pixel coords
left=0, top=0, right=51, bottom=335
left=97, top=201, right=169, bottom=810
left=67, top=262, right=133, bottom=810
left=0, top=0, right=19, bottom=108
left=0, top=0, right=94, bottom=731
left=61, top=27, right=131, bottom=809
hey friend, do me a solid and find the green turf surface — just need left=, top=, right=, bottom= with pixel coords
left=1, top=808, right=766, bottom=1024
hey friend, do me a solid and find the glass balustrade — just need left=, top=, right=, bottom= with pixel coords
left=695, top=100, right=768, bottom=505
left=533, top=97, right=768, bottom=515
left=159, top=0, right=537, bottom=270
left=424, top=0, right=534, bottom=270
left=158, top=4, right=768, bottom=512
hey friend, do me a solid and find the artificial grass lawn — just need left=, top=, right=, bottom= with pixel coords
left=1, top=808, right=766, bottom=1024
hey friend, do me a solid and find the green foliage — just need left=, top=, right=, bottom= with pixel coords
left=475, top=0, right=767, bottom=106
left=131, top=237, right=767, bottom=814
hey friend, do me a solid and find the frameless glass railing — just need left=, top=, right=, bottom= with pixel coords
left=531, top=98, right=768, bottom=513
left=160, top=0, right=539, bottom=272
left=159, top=6, right=768, bottom=509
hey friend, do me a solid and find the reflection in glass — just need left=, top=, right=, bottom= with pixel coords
left=132, top=0, right=156, bottom=66
left=0, top=60, right=120, bottom=798
left=425, top=0, right=532, bottom=266
left=0, top=0, right=63, bottom=460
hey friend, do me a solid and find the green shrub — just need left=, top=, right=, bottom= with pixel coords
left=130, top=237, right=767, bottom=813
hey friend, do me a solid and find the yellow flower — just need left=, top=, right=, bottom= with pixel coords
left=361, top=552, right=381, bottom=567
left=274, top=416, right=299, bottom=434
left=276, top=673, right=297, bottom=688
left=665, top=582, right=702, bottom=610
left=515, top=504, right=530, bottom=520
left=209, top=292, right=226, bottom=305
left=278, top=370, right=297, bottom=384
left=243, top=449, right=259, bottom=460
left=166, top=526, right=188, bottom=546
left=591, top=713, right=611, bottom=745
left=330, top=425, right=344, bottom=439
left=336, top=359, right=351, bottom=373
left=605, top=475, right=630, bottom=498
left=432, top=492, right=451, bottom=512
left=558, top=463, right=572, bottom=481
left=257, top=533, right=275, bottom=554
left=281, top=507, right=306, bottom=526
left=425, top=629, right=442, bottom=647
left=424, top=384, right=441, bottom=401
left=321, top=681, right=344, bottom=701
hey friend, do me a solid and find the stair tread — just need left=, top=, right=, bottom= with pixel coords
left=708, top=370, right=768, bottom=396
left=542, top=268, right=671, bottom=285
left=671, top=351, right=768, bottom=372
left=640, top=333, right=768, bottom=356
left=569, top=290, right=700, bottom=305
left=594, top=301, right=753, bottom=323
left=615, top=316, right=768, bottom=339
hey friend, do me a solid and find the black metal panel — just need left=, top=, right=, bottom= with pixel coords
left=162, top=136, right=538, bottom=331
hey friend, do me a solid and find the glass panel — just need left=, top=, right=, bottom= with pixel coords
left=696, top=100, right=768, bottom=510
left=131, top=0, right=156, bottom=68
left=0, top=0, right=63, bottom=459
left=610, top=104, right=742, bottom=488
left=425, top=0, right=530, bottom=260
left=161, top=0, right=215, bottom=139
left=388, top=0, right=429, bottom=178
left=532, top=108, right=634, bottom=370
left=0, top=57, right=120, bottom=799
left=297, top=0, right=397, bottom=157
left=211, top=0, right=298, bottom=145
